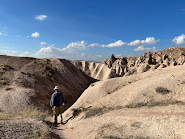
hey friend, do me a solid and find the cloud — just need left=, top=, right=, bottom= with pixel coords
left=129, top=37, right=160, bottom=46
left=62, top=41, right=95, bottom=52
left=116, top=54, right=123, bottom=57
left=0, top=50, right=30, bottom=57
left=55, top=37, right=159, bottom=52
left=101, top=40, right=127, bottom=48
left=134, top=46, right=157, bottom=52
left=88, top=43, right=100, bottom=47
left=0, top=37, right=159, bottom=62
left=33, top=45, right=104, bottom=61
left=0, top=50, right=18, bottom=55
left=0, top=32, right=8, bottom=36
left=34, top=45, right=63, bottom=58
left=172, top=34, right=185, bottom=45
left=31, top=32, right=40, bottom=38
left=35, top=15, right=47, bottom=21
left=40, top=42, right=46, bottom=45
left=20, top=52, right=30, bottom=57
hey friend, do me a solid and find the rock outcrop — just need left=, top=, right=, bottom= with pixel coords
left=101, top=47, right=185, bottom=77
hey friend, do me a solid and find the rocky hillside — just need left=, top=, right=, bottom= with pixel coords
left=63, top=63, right=185, bottom=139
left=72, top=47, right=185, bottom=81
left=0, top=55, right=95, bottom=113
left=102, top=47, right=185, bottom=77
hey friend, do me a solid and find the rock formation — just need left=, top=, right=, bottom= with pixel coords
left=101, top=47, right=185, bottom=77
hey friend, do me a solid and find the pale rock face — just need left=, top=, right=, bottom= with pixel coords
left=137, top=64, right=151, bottom=73
left=99, top=47, right=185, bottom=79
left=163, top=58, right=170, bottom=66
left=125, top=67, right=137, bottom=76
left=177, top=55, right=185, bottom=65
left=154, top=55, right=162, bottom=63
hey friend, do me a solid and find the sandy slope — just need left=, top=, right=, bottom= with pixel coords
left=62, top=64, right=185, bottom=139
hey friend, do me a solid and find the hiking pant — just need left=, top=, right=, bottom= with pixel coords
left=53, top=106, right=63, bottom=122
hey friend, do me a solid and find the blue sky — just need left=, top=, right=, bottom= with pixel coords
left=0, top=0, right=185, bottom=61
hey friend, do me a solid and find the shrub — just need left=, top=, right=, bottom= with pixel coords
left=0, top=76, right=8, bottom=86
left=103, top=136, right=121, bottom=139
left=155, top=87, right=172, bottom=95
left=131, top=122, right=142, bottom=128
left=125, top=102, right=147, bottom=108
left=34, top=60, right=53, bottom=78
left=85, top=107, right=113, bottom=118
left=125, top=100, right=185, bottom=108
left=1, top=63, right=14, bottom=70
left=4, top=86, right=11, bottom=91
left=85, top=108, right=103, bottom=118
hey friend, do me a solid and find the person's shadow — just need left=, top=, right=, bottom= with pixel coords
left=62, top=115, right=74, bottom=124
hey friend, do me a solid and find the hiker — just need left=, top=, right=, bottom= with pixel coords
left=50, top=86, right=66, bottom=124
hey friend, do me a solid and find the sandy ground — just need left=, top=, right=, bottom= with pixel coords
left=45, top=116, right=78, bottom=139
left=46, top=104, right=185, bottom=139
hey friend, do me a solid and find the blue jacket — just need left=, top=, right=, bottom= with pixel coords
left=50, top=91, right=66, bottom=107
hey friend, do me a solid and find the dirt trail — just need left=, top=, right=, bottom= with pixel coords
left=45, top=106, right=185, bottom=139
left=45, top=116, right=78, bottom=139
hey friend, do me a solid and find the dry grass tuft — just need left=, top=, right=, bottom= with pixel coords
left=125, top=100, right=185, bottom=108
left=85, top=107, right=113, bottom=118
left=0, top=112, right=13, bottom=120
left=1, top=63, right=14, bottom=71
left=33, top=60, right=54, bottom=78
left=0, top=109, right=48, bottom=121
left=4, top=86, right=11, bottom=91
left=155, top=87, right=172, bottom=95
left=103, top=135, right=121, bottom=139
left=181, top=81, right=185, bottom=84
left=18, top=109, right=48, bottom=121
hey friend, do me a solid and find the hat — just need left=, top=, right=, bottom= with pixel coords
left=54, top=86, right=59, bottom=90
